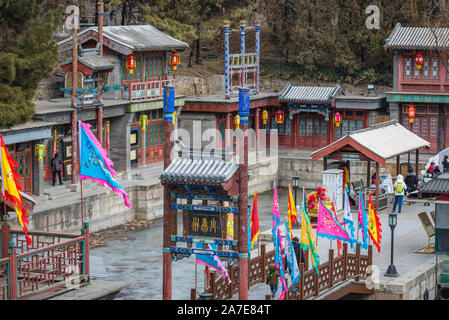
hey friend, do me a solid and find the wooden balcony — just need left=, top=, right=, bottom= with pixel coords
left=121, top=78, right=175, bottom=102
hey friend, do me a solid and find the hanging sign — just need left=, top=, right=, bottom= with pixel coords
left=188, top=212, right=222, bottom=238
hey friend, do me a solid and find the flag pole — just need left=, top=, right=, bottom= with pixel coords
left=80, top=179, right=84, bottom=225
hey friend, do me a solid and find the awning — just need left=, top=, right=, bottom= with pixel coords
left=311, top=120, right=431, bottom=164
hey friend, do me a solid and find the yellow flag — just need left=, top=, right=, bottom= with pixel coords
left=287, top=186, right=297, bottom=239
left=300, top=189, right=319, bottom=273
left=0, top=138, right=31, bottom=244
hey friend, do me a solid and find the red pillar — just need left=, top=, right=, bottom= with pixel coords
left=162, top=86, right=175, bottom=300
left=238, top=88, right=249, bottom=300
left=238, top=121, right=249, bottom=300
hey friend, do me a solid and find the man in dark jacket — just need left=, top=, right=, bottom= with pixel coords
left=51, top=153, right=64, bottom=186
left=404, top=167, right=418, bottom=193
left=292, top=237, right=305, bottom=265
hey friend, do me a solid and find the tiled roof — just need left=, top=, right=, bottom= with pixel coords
left=419, top=173, right=449, bottom=194
left=61, top=55, right=114, bottom=71
left=278, top=82, right=343, bottom=105
left=160, top=158, right=239, bottom=185
left=58, top=25, right=189, bottom=52
left=385, top=23, right=449, bottom=50
left=312, top=120, right=431, bottom=163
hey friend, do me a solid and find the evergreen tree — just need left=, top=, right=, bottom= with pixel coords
left=0, top=0, right=62, bottom=128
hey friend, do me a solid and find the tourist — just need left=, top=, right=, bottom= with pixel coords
left=50, top=153, right=64, bottom=186
left=292, top=237, right=305, bottom=265
left=444, top=155, right=449, bottom=173
left=392, top=174, right=406, bottom=213
left=404, top=167, right=418, bottom=194
left=266, top=263, right=280, bottom=298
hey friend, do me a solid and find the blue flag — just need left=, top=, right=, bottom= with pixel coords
left=79, top=121, right=130, bottom=208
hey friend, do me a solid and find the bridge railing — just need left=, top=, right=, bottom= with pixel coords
left=0, top=222, right=90, bottom=300
left=192, top=242, right=372, bottom=300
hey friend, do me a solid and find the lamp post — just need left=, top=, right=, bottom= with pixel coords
left=292, top=175, right=300, bottom=228
left=385, top=212, right=399, bottom=277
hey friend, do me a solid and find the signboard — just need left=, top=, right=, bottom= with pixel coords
left=188, top=212, right=222, bottom=238
left=341, top=153, right=360, bottom=162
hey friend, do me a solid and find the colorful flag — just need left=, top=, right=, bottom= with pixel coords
left=368, top=194, right=382, bottom=252
left=79, top=121, right=130, bottom=208
left=300, top=189, right=320, bottom=274
left=195, top=243, right=231, bottom=284
left=358, top=192, right=369, bottom=250
left=249, top=189, right=259, bottom=251
left=317, top=199, right=355, bottom=246
left=272, top=182, right=287, bottom=300
left=273, top=225, right=287, bottom=300
left=284, top=219, right=300, bottom=290
left=0, top=135, right=31, bottom=245
left=287, top=185, right=297, bottom=239
left=343, top=187, right=355, bottom=240
left=331, top=194, right=343, bottom=256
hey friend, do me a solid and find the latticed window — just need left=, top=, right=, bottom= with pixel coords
left=404, top=58, right=412, bottom=78
left=431, top=59, right=439, bottom=79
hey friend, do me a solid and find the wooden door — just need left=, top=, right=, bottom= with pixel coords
left=10, top=143, right=32, bottom=195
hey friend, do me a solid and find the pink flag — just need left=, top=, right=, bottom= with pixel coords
left=317, top=200, right=354, bottom=245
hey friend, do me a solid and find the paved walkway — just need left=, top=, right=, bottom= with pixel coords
left=34, top=163, right=164, bottom=214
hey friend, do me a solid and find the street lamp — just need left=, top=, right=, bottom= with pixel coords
left=385, top=212, right=399, bottom=277
left=292, top=175, right=300, bottom=229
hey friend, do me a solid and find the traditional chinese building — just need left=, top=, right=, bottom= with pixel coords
left=385, top=23, right=449, bottom=153
left=276, top=83, right=389, bottom=150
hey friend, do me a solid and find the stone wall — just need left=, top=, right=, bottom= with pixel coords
left=370, top=256, right=449, bottom=300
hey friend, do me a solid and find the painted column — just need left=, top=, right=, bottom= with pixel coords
left=240, top=20, right=246, bottom=88
left=162, top=85, right=175, bottom=300
left=238, top=87, right=249, bottom=300
left=224, top=20, right=231, bottom=99
left=255, top=20, right=261, bottom=95
left=71, top=25, right=79, bottom=184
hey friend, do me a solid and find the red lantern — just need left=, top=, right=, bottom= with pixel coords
left=334, top=112, right=341, bottom=127
left=169, top=51, right=180, bottom=71
left=408, top=105, right=415, bottom=124
left=126, top=53, right=136, bottom=74
left=276, top=110, right=284, bottom=124
left=415, top=52, right=424, bottom=70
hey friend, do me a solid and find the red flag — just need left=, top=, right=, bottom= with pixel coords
left=249, top=189, right=259, bottom=250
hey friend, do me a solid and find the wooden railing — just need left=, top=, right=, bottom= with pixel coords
left=121, top=78, right=175, bottom=101
left=192, top=242, right=372, bottom=300
left=0, top=222, right=90, bottom=300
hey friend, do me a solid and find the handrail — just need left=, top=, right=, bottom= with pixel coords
left=199, top=242, right=372, bottom=300
left=15, top=236, right=85, bottom=260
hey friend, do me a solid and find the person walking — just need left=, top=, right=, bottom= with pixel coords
left=392, top=174, right=406, bottom=213
left=266, top=263, right=280, bottom=298
left=51, top=153, right=64, bottom=186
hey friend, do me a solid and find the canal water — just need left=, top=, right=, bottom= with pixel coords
left=91, top=188, right=292, bottom=300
